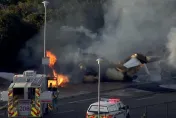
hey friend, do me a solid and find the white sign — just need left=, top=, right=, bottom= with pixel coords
left=42, top=57, right=50, bottom=65
left=40, top=91, right=53, bottom=103
left=18, top=100, right=31, bottom=116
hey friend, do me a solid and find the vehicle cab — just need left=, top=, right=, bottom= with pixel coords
left=86, top=98, right=130, bottom=118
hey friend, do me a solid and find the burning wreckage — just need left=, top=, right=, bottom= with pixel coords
left=78, top=53, right=160, bottom=83
left=45, top=51, right=160, bottom=86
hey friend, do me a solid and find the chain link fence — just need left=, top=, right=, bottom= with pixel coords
left=130, top=101, right=176, bottom=118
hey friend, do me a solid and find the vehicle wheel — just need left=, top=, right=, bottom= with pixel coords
left=126, top=113, right=130, bottom=118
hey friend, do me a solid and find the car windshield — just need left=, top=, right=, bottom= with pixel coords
left=88, top=105, right=109, bottom=113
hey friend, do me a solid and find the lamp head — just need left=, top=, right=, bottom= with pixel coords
left=42, top=1, right=49, bottom=7
left=96, top=58, right=103, bottom=64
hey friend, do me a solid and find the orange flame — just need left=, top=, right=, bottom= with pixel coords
left=46, top=51, right=57, bottom=68
left=46, top=51, right=69, bottom=87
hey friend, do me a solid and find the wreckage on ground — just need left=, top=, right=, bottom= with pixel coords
left=78, top=53, right=160, bottom=83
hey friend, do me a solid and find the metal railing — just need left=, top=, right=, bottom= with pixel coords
left=130, top=100, right=176, bottom=118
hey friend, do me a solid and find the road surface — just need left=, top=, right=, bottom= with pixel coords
left=45, top=84, right=176, bottom=118
left=0, top=83, right=176, bottom=118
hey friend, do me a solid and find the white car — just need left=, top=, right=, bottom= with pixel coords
left=86, top=98, right=130, bottom=118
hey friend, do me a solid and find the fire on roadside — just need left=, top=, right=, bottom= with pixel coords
left=46, top=51, right=69, bottom=87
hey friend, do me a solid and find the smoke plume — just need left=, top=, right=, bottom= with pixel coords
left=167, top=28, right=176, bottom=68
left=18, top=0, right=104, bottom=79
left=87, top=0, right=176, bottom=62
left=18, top=0, right=176, bottom=75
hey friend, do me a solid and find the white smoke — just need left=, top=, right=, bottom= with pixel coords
left=167, top=28, right=176, bottom=68
left=60, top=26, right=97, bottom=40
left=19, top=0, right=176, bottom=71
left=87, top=0, right=176, bottom=62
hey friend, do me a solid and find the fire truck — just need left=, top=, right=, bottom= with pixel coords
left=1, top=70, right=59, bottom=118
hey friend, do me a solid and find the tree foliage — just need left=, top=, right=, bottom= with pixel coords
left=0, top=0, right=105, bottom=72
left=0, top=0, right=44, bottom=72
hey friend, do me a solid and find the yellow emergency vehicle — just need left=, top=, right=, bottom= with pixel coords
left=1, top=70, right=59, bottom=118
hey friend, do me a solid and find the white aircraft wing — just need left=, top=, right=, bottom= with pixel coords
left=123, top=58, right=141, bottom=68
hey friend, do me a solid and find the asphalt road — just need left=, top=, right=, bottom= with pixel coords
left=1, top=83, right=176, bottom=118
left=44, top=83, right=176, bottom=118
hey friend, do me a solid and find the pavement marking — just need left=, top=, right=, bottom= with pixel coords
left=68, top=98, right=96, bottom=104
left=54, top=110, right=75, bottom=114
left=137, top=96, right=154, bottom=100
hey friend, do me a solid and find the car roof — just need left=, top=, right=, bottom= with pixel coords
left=90, top=101, right=120, bottom=107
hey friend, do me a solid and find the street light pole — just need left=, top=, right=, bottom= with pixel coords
left=42, top=1, right=49, bottom=92
left=42, top=0, right=49, bottom=75
left=42, top=1, right=49, bottom=114
left=43, top=3, right=47, bottom=58
left=96, top=58, right=102, bottom=118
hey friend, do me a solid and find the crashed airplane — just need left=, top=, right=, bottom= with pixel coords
left=78, top=53, right=160, bottom=83
left=0, top=53, right=160, bottom=84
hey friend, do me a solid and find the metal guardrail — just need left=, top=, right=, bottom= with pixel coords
left=130, top=100, right=176, bottom=118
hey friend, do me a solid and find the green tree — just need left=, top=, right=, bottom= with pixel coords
left=1, top=0, right=25, bottom=5
left=24, top=13, right=44, bottom=29
left=0, top=10, right=38, bottom=72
